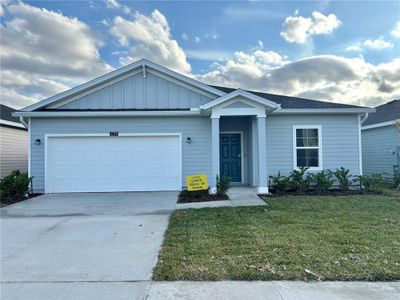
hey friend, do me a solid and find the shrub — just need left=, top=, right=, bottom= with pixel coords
left=355, top=173, right=384, bottom=192
left=0, top=170, right=32, bottom=201
left=216, top=175, right=230, bottom=196
left=309, top=170, right=335, bottom=192
left=289, top=167, right=311, bottom=192
left=330, top=167, right=352, bottom=191
left=269, top=172, right=290, bottom=193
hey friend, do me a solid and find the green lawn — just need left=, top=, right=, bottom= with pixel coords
left=154, top=191, right=400, bottom=281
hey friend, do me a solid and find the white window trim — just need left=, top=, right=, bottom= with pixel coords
left=293, top=125, right=323, bottom=171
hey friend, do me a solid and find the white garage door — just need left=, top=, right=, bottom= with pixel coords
left=46, top=135, right=181, bottom=193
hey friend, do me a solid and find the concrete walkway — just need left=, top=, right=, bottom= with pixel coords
left=2, top=280, right=398, bottom=299
left=176, top=186, right=266, bottom=209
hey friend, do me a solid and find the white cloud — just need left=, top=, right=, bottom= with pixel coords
left=281, top=11, right=341, bottom=44
left=182, top=32, right=188, bottom=40
left=105, top=0, right=130, bottom=14
left=346, top=44, right=362, bottom=52
left=197, top=51, right=400, bottom=107
left=185, top=49, right=231, bottom=61
left=0, top=1, right=112, bottom=108
left=363, top=37, right=393, bottom=50
left=204, top=32, right=218, bottom=39
left=110, top=10, right=191, bottom=73
left=193, top=36, right=201, bottom=43
left=391, top=21, right=400, bottom=39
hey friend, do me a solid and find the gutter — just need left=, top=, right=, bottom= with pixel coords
left=19, top=116, right=28, bottom=128
left=13, top=110, right=203, bottom=118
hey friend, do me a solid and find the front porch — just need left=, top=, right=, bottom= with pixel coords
left=201, top=89, right=281, bottom=194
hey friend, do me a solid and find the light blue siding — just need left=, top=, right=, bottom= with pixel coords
left=59, top=72, right=214, bottom=110
left=266, top=114, right=361, bottom=177
left=30, top=114, right=363, bottom=193
left=362, top=125, right=400, bottom=175
left=30, top=117, right=212, bottom=193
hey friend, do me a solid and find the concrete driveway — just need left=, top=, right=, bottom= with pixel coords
left=1, top=192, right=178, bottom=299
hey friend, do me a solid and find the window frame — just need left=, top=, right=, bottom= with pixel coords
left=293, top=125, right=323, bottom=171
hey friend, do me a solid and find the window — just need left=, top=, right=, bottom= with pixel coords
left=293, top=126, right=322, bottom=170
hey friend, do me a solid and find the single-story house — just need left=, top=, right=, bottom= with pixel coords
left=0, top=104, right=28, bottom=178
left=14, top=59, right=374, bottom=194
left=362, top=100, right=400, bottom=176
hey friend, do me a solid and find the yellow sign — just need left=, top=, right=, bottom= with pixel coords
left=186, top=174, right=208, bottom=191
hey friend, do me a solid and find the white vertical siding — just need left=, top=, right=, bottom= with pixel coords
left=59, top=72, right=214, bottom=110
left=0, top=126, right=28, bottom=178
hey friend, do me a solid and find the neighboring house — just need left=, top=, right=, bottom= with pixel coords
left=14, top=59, right=373, bottom=194
left=0, top=104, right=28, bottom=178
left=361, top=100, right=400, bottom=177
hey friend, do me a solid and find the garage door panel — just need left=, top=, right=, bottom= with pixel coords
left=46, top=135, right=181, bottom=193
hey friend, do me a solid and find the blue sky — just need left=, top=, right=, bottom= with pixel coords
left=1, top=0, right=399, bottom=108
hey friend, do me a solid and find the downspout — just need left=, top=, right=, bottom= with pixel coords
left=358, top=113, right=369, bottom=177
left=360, top=112, right=369, bottom=125
left=19, top=116, right=28, bottom=128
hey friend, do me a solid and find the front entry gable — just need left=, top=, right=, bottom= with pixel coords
left=201, top=89, right=281, bottom=118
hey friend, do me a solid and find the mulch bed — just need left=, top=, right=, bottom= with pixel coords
left=177, top=189, right=228, bottom=203
left=0, top=193, right=42, bottom=207
left=267, top=189, right=382, bottom=197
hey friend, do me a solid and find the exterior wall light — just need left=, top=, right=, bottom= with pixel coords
left=186, top=137, right=192, bottom=144
left=35, top=139, right=41, bottom=145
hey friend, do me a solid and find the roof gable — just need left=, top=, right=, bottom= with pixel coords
left=22, top=59, right=225, bottom=112
left=200, top=89, right=281, bottom=111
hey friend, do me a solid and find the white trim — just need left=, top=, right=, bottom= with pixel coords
left=361, top=120, right=397, bottom=130
left=292, top=125, right=323, bottom=171
left=201, top=89, right=280, bottom=110
left=28, top=118, right=31, bottom=178
left=0, top=119, right=26, bottom=129
left=358, top=115, right=363, bottom=176
left=273, top=108, right=375, bottom=114
left=220, top=131, right=245, bottom=184
left=44, top=133, right=182, bottom=193
left=14, top=110, right=202, bottom=118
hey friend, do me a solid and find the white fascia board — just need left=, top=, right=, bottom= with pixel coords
left=21, top=59, right=225, bottom=112
left=13, top=110, right=202, bottom=118
left=200, top=89, right=280, bottom=110
left=272, top=108, right=375, bottom=114
left=0, top=119, right=26, bottom=129
left=361, top=120, right=398, bottom=130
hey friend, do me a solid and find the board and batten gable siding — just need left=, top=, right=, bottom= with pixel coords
left=30, top=117, right=212, bottom=193
left=0, top=126, right=28, bottom=178
left=362, top=125, right=400, bottom=175
left=266, top=114, right=361, bottom=178
left=58, top=71, right=214, bottom=110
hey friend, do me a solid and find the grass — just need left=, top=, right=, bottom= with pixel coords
left=154, top=190, right=400, bottom=281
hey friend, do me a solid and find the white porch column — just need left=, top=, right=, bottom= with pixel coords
left=257, top=115, right=268, bottom=194
left=210, top=116, right=220, bottom=194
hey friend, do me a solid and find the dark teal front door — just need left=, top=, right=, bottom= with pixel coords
left=220, top=134, right=241, bottom=182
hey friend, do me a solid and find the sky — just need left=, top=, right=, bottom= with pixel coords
left=1, top=0, right=399, bottom=109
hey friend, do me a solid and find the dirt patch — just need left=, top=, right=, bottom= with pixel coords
left=0, top=193, right=42, bottom=207
left=177, top=190, right=228, bottom=203
left=267, top=189, right=382, bottom=197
